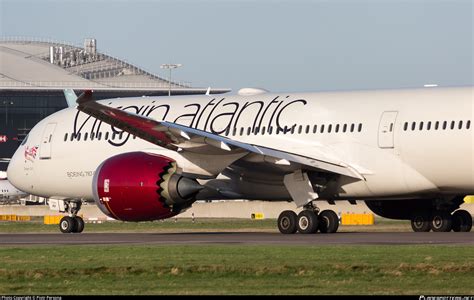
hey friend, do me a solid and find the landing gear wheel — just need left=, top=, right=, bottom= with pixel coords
left=277, top=210, right=298, bottom=234
left=74, top=217, right=85, bottom=233
left=411, top=214, right=431, bottom=232
left=318, top=210, right=339, bottom=233
left=297, top=210, right=319, bottom=234
left=451, top=210, right=472, bottom=232
left=59, top=216, right=77, bottom=234
left=430, top=211, right=452, bottom=232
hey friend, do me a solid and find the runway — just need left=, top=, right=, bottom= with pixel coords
left=0, top=232, right=473, bottom=246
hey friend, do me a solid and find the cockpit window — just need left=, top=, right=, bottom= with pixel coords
left=20, top=134, right=29, bottom=146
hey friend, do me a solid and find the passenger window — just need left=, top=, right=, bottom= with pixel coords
left=313, top=125, right=317, bottom=133
left=403, top=122, right=408, bottom=131
left=305, top=125, right=310, bottom=134
left=91, top=133, right=95, bottom=141
left=389, top=123, right=393, bottom=132
left=350, top=124, right=355, bottom=132
left=64, top=133, right=68, bottom=142
left=84, top=133, right=88, bottom=141
left=419, top=122, right=423, bottom=131
left=411, top=122, right=416, bottom=131
left=105, top=132, right=109, bottom=140
left=443, top=121, right=447, bottom=130
left=467, top=120, right=471, bottom=130
left=261, top=126, right=266, bottom=135
left=77, top=133, right=81, bottom=140
left=335, top=124, right=340, bottom=133
left=298, top=125, right=302, bottom=134
left=268, top=126, right=273, bottom=135
left=458, top=121, right=463, bottom=130
left=328, top=124, right=332, bottom=133
left=240, top=128, right=244, bottom=136
left=247, top=127, right=251, bottom=135
left=450, top=121, right=455, bottom=130
left=435, top=121, right=439, bottom=130
left=70, top=134, right=75, bottom=142
left=358, top=123, right=362, bottom=132
left=320, top=124, right=325, bottom=133
left=343, top=124, right=347, bottom=133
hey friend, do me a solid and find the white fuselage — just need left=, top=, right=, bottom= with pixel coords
left=7, top=87, right=474, bottom=202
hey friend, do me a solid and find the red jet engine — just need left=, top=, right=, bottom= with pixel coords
left=92, top=152, right=202, bottom=221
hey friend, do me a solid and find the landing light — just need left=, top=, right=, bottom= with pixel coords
left=424, top=84, right=438, bottom=88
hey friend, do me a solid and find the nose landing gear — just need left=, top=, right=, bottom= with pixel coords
left=59, top=216, right=85, bottom=233
left=52, top=200, right=85, bottom=234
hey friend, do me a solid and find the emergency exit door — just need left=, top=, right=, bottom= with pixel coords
left=378, top=111, right=398, bottom=148
left=39, top=123, right=57, bottom=159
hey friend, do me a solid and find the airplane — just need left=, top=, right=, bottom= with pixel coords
left=0, top=178, right=27, bottom=203
left=6, top=86, right=473, bottom=234
left=0, top=158, right=10, bottom=179
left=0, top=159, right=27, bottom=203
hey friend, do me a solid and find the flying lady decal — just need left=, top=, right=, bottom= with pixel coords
left=24, top=146, right=39, bottom=162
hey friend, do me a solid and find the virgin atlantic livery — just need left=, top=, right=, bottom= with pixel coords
left=7, top=87, right=474, bottom=234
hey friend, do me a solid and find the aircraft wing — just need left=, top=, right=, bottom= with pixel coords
left=76, top=91, right=364, bottom=180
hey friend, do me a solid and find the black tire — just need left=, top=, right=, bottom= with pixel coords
left=452, top=210, right=472, bottom=232
left=297, top=210, right=319, bottom=234
left=411, top=213, right=431, bottom=232
left=430, top=211, right=452, bottom=232
left=318, top=210, right=339, bottom=233
left=74, top=217, right=85, bottom=233
left=277, top=210, right=298, bottom=234
left=59, top=216, right=77, bottom=234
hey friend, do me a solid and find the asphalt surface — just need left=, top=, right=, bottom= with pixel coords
left=0, top=232, right=473, bottom=246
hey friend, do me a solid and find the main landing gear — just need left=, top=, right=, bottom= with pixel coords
left=410, top=209, right=472, bottom=232
left=277, top=204, right=340, bottom=234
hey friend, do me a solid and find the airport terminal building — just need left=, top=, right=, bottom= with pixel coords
left=0, top=37, right=230, bottom=168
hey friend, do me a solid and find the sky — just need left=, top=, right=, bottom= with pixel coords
left=0, top=0, right=472, bottom=93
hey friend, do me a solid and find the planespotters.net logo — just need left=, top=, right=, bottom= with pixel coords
left=420, top=296, right=474, bottom=300
left=24, top=146, right=39, bottom=162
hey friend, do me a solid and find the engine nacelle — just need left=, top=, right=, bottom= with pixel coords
left=92, top=152, right=202, bottom=221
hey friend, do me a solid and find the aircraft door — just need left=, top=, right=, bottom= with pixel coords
left=39, top=123, right=57, bottom=159
left=378, top=111, right=398, bottom=148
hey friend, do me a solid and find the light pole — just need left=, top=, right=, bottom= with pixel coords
left=3, top=100, right=13, bottom=126
left=160, top=64, right=182, bottom=96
